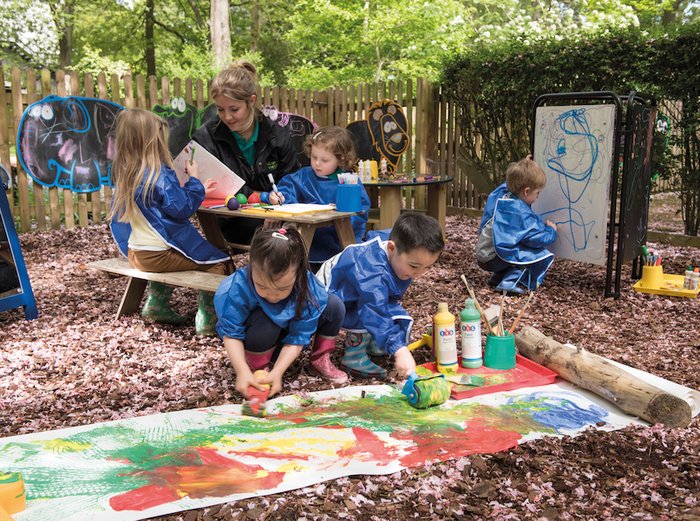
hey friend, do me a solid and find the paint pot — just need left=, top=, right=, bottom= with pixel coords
left=640, top=265, right=663, bottom=289
left=684, top=266, right=693, bottom=290
left=460, top=299, right=482, bottom=369
left=433, top=302, right=458, bottom=374
left=483, top=333, right=516, bottom=370
left=335, top=183, right=362, bottom=212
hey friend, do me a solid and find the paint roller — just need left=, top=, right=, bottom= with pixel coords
left=241, top=370, right=271, bottom=418
left=0, top=472, right=25, bottom=521
left=401, top=372, right=452, bottom=409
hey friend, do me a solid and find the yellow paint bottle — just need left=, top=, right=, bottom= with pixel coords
left=433, top=302, right=458, bottom=374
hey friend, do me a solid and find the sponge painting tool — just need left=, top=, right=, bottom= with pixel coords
left=241, top=370, right=271, bottom=418
left=0, top=472, right=25, bottom=521
left=402, top=372, right=451, bottom=409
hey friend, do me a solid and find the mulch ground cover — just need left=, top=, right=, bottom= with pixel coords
left=1, top=211, right=699, bottom=521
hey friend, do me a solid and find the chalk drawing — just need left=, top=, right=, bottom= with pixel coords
left=532, top=105, right=616, bottom=265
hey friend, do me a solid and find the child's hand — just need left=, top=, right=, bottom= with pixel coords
left=259, top=369, right=284, bottom=397
left=263, top=219, right=284, bottom=230
left=235, top=369, right=266, bottom=398
left=269, top=191, right=285, bottom=204
left=202, top=178, right=218, bottom=196
left=393, top=346, right=416, bottom=377
left=546, top=220, right=558, bottom=232
left=185, top=159, right=200, bottom=179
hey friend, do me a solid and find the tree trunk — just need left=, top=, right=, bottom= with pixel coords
left=210, top=0, right=232, bottom=69
left=250, top=1, right=260, bottom=53
left=514, top=326, right=692, bottom=428
left=57, top=3, right=73, bottom=68
left=146, top=0, right=156, bottom=78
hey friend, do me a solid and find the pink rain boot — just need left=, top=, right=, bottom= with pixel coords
left=309, top=335, right=348, bottom=384
left=245, top=346, right=275, bottom=372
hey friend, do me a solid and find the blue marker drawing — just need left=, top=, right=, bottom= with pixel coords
left=533, top=105, right=616, bottom=265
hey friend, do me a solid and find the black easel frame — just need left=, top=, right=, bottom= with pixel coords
left=531, top=91, right=655, bottom=298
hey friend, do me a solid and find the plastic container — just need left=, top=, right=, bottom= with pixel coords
left=460, top=299, right=482, bottom=369
left=335, top=183, right=362, bottom=212
left=640, top=265, right=663, bottom=289
left=369, top=160, right=379, bottom=180
left=484, top=333, right=516, bottom=370
left=684, top=266, right=694, bottom=290
left=691, top=269, right=700, bottom=292
left=357, top=161, right=365, bottom=183
left=433, top=302, right=458, bottom=374
left=380, top=157, right=388, bottom=175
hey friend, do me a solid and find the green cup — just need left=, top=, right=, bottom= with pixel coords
left=484, top=333, right=516, bottom=370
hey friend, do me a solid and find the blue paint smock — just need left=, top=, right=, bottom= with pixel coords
left=263, top=166, right=370, bottom=263
left=214, top=266, right=328, bottom=347
left=476, top=182, right=556, bottom=288
left=319, top=236, right=412, bottom=356
left=110, top=165, right=230, bottom=265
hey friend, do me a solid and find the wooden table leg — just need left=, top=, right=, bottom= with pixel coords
left=379, top=186, right=402, bottom=230
left=196, top=210, right=226, bottom=250
left=116, top=277, right=148, bottom=320
left=427, top=183, right=448, bottom=239
left=297, top=224, right=316, bottom=253
left=332, top=217, right=357, bottom=249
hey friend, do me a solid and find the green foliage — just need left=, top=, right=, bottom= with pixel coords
left=442, top=22, right=700, bottom=234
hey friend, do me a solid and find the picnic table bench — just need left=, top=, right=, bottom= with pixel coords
left=87, top=257, right=227, bottom=320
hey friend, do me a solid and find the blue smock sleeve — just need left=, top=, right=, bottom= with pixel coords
left=153, top=167, right=205, bottom=221
left=214, top=271, right=257, bottom=341
left=282, top=275, right=327, bottom=346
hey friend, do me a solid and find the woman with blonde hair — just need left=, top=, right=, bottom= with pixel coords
left=110, top=108, right=233, bottom=335
left=193, top=60, right=299, bottom=245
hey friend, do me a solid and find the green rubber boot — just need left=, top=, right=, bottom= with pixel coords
left=142, top=281, right=187, bottom=325
left=195, top=290, right=218, bottom=336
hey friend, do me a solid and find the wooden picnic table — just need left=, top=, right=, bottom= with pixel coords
left=196, top=206, right=361, bottom=253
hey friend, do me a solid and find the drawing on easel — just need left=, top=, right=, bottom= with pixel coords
left=532, top=105, right=616, bottom=265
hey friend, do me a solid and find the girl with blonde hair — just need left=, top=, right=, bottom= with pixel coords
left=110, top=108, right=233, bottom=335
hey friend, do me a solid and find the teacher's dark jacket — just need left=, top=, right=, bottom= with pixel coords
left=193, top=111, right=299, bottom=197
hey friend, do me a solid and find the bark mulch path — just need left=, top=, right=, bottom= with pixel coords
left=1, top=214, right=699, bottom=520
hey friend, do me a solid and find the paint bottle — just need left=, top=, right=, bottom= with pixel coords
left=380, top=157, right=388, bottom=175
left=433, top=302, right=458, bottom=374
left=357, top=161, right=365, bottom=183
left=369, top=160, right=379, bottom=180
left=684, top=266, right=693, bottom=290
left=460, top=299, right=482, bottom=369
left=364, top=160, right=372, bottom=183
left=691, top=268, right=700, bottom=292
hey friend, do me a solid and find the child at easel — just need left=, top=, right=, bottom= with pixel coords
left=214, top=226, right=348, bottom=397
left=263, top=126, right=370, bottom=270
left=109, top=108, right=233, bottom=335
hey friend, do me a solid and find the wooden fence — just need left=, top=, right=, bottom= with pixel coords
left=1, top=68, right=485, bottom=233
left=1, top=67, right=680, bottom=233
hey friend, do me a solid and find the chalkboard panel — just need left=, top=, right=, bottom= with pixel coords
left=0, top=163, right=37, bottom=319
left=152, top=98, right=218, bottom=159
left=621, top=103, right=656, bottom=264
left=17, top=96, right=124, bottom=193
left=262, top=106, right=317, bottom=167
left=346, top=100, right=408, bottom=173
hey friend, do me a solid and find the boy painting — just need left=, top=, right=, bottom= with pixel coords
left=476, top=156, right=558, bottom=295
left=318, top=212, right=444, bottom=378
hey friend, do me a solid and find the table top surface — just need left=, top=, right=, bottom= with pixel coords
left=362, top=174, right=453, bottom=187
left=197, top=206, right=360, bottom=223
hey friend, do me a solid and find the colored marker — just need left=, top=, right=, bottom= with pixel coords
left=267, top=173, right=282, bottom=205
left=190, top=146, right=195, bottom=163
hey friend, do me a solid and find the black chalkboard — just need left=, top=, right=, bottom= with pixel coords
left=17, top=96, right=124, bottom=193
left=262, top=105, right=317, bottom=167
left=621, top=103, right=656, bottom=264
left=346, top=100, right=409, bottom=173
left=152, top=98, right=218, bottom=158
left=0, top=164, right=37, bottom=319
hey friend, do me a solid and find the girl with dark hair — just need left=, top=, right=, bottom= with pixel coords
left=214, top=226, right=347, bottom=397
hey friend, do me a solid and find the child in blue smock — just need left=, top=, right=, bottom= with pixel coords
left=262, top=126, right=370, bottom=268
left=214, top=226, right=347, bottom=398
left=109, top=108, right=233, bottom=335
left=476, top=156, right=558, bottom=295
left=317, top=212, right=444, bottom=379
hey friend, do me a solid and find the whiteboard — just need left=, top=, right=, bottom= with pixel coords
left=532, top=105, right=615, bottom=265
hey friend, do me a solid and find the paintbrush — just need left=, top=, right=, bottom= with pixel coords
left=444, top=374, right=487, bottom=387
left=242, top=370, right=271, bottom=418
left=507, top=291, right=534, bottom=336
left=498, top=290, right=506, bottom=336
left=460, top=275, right=497, bottom=337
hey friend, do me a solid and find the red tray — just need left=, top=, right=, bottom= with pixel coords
left=417, top=354, right=559, bottom=400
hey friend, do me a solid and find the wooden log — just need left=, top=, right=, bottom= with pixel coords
left=514, top=326, right=692, bottom=429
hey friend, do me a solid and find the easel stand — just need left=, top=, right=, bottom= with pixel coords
left=532, top=91, right=656, bottom=298
left=0, top=165, right=38, bottom=320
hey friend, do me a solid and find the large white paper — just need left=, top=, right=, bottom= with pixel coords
left=172, top=140, right=245, bottom=199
